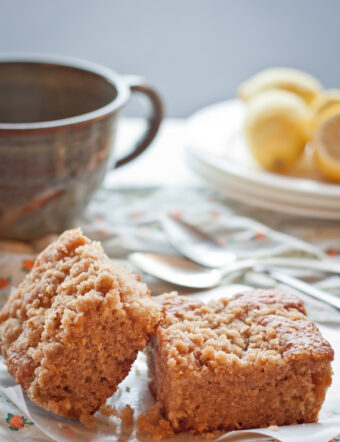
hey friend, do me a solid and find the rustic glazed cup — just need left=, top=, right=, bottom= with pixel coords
left=0, top=55, right=163, bottom=240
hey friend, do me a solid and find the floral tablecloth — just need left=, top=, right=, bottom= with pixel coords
left=0, top=186, right=340, bottom=442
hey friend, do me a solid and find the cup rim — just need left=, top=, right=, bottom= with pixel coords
left=0, top=53, right=130, bottom=131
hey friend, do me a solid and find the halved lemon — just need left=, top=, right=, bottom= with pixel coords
left=313, top=103, right=340, bottom=135
left=311, top=90, right=340, bottom=132
left=239, top=67, right=322, bottom=104
left=312, top=89, right=340, bottom=115
left=314, top=113, right=340, bottom=182
left=245, top=90, right=312, bottom=171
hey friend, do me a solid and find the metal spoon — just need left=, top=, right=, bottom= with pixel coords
left=162, top=214, right=327, bottom=268
left=129, top=252, right=340, bottom=287
left=129, top=252, right=340, bottom=311
left=161, top=214, right=235, bottom=267
left=129, top=253, right=221, bottom=288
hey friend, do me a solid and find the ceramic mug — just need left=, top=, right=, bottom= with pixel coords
left=0, top=55, right=163, bottom=240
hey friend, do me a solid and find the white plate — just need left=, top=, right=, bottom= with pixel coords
left=189, top=153, right=340, bottom=220
left=190, top=149, right=340, bottom=210
left=185, top=100, right=340, bottom=216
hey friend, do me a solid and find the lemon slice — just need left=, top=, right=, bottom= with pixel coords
left=314, top=113, right=340, bottom=182
left=245, top=90, right=312, bottom=171
left=239, top=68, right=322, bottom=104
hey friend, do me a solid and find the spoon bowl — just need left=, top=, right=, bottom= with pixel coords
left=129, top=252, right=222, bottom=288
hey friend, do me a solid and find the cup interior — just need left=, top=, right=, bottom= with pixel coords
left=0, top=61, right=117, bottom=123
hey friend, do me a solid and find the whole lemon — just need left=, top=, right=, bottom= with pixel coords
left=244, top=90, right=312, bottom=171
left=239, top=67, right=322, bottom=105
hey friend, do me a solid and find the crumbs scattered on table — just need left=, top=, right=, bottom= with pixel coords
left=119, top=405, right=134, bottom=427
left=80, top=414, right=98, bottom=429
left=99, top=404, right=134, bottom=428
left=268, top=425, right=279, bottom=431
left=99, top=404, right=118, bottom=417
left=136, top=404, right=174, bottom=441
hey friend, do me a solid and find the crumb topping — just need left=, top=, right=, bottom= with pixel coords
left=154, top=290, right=334, bottom=373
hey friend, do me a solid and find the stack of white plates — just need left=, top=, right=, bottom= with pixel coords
left=185, top=99, right=340, bottom=220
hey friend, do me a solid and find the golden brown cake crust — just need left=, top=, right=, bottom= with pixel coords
left=148, top=289, right=334, bottom=435
left=0, top=228, right=161, bottom=421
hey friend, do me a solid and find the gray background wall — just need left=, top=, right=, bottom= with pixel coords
left=1, top=0, right=339, bottom=117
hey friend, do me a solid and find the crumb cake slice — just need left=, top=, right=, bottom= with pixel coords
left=147, top=290, right=334, bottom=434
left=0, top=228, right=161, bottom=422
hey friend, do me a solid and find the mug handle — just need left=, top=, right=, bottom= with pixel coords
left=114, top=75, right=164, bottom=168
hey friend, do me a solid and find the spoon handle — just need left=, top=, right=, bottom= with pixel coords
left=222, top=257, right=340, bottom=276
left=262, top=268, right=340, bottom=312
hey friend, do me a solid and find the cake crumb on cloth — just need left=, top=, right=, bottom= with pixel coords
left=137, top=404, right=175, bottom=441
left=99, top=404, right=118, bottom=417
left=268, top=425, right=279, bottom=431
left=119, top=405, right=134, bottom=427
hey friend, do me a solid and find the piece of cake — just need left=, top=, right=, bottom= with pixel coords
left=147, top=290, right=333, bottom=434
left=0, top=228, right=161, bottom=422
